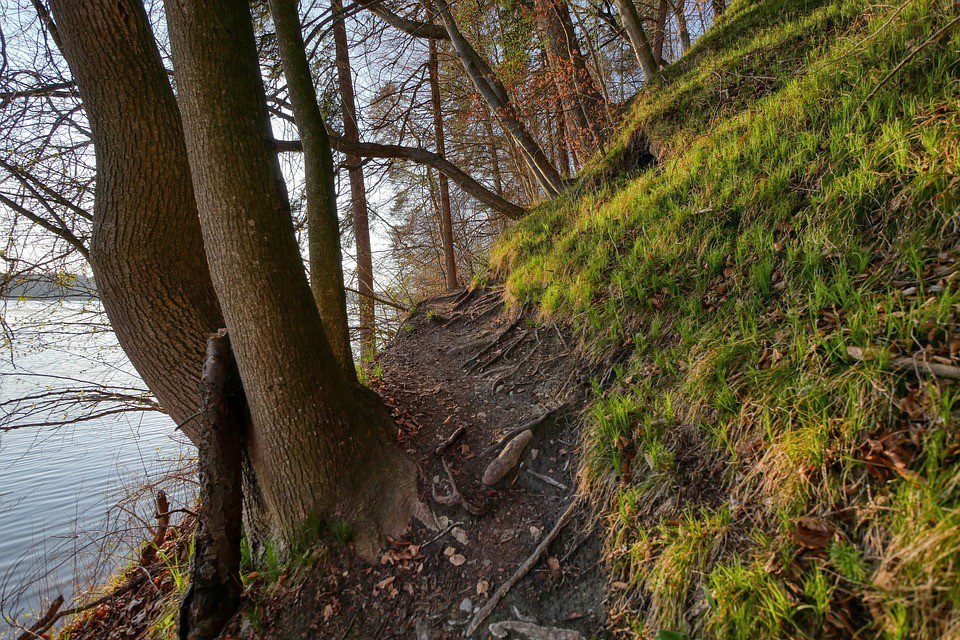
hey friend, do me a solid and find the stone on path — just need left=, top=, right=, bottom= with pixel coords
left=483, top=430, right=533, bottom=485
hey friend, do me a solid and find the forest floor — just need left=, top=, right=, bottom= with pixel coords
left=54, top=286, right=612, bottom=640
left=248, top=286, right=610, bottom=639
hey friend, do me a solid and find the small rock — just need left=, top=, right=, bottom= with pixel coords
left=529, top=525, right=542, bottom=540
left=449, top=553, right=466, bottom=566
left=483, top=429, right=534, bottom=485
left=459, top=597, right=474, bottom=612
left=451, top=527, right=469, bottom=545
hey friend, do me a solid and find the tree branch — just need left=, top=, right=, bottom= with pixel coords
left=274, top=135, right=527, bottom=219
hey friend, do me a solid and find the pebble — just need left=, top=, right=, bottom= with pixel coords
left=460, top=598, right=474, bottom=612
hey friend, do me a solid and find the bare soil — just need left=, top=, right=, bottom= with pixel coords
left=247, top=287, right=609, bottom=639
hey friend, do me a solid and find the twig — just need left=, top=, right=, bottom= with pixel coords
left=431, top=458, right=483, bottom=515
left=855, top=14, right=960, bottom=118
left=525, top=469, right=569, bottom=491
left=435, top=425, right=467, bottom=455
left=466, top=498, right=581, bottom=636
left=482, top=406, right=564, bottom=456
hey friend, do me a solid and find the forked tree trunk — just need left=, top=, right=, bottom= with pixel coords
left=332, top=0, right=377, bottom=362
left=428, top=38, right=459, bottom=290
left=45, top=0, right=224, bottom=443
left=612, top=0, right=660, bottom=80
left=652, top=0, right=670, bottom=64
left=163, top=0, right=415, bottom=552
left=269, top=0, right=354, bottom=375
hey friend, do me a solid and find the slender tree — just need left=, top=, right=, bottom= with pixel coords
left=163, top=0, right=415, bottom=550
left=428, top=38, right=458, bottom=290
left=269, top=0, right=354, bottom=374
left=44, top=0, right=224, bottom=442
left=331, top=0, right=377, bottom=362
left=611, top=0, right=660, bottom=79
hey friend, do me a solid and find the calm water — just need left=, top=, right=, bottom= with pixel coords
left=0, top=299, right=193, bottom=636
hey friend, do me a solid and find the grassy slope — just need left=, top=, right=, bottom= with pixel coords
left=491, top=0, right=960, bottom=637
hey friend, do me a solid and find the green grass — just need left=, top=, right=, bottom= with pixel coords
left=492, top=0, right=960, bottom=636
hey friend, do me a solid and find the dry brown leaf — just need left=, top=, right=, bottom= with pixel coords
left=449, top=553, right=466, bottom=566
left=791, top=517, right=835, bottom=550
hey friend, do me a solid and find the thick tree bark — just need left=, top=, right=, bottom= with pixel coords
left=332, top=0, right=377, bottom=362
left=612, top=0, right=660, bottom=80
left=534, top=0, right=606, bottom=161
left=178, top=331, right=244, bottom=640
left=164, top=0, right=415, bottom=551
left=269, top=0, right=354, bottom=375
left=45, top=0, right=223, bottom=442
left=428, top=38, right=458, bottom=290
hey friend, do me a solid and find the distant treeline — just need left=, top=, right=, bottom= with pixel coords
left=2, top=273, right=97, bottom=299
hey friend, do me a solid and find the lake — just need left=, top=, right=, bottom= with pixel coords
left=0, top=299, right=193, bottom=638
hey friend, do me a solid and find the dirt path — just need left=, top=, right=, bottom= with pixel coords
left=256, top=288, right=609, bottom=639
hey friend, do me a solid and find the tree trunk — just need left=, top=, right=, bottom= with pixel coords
left=652, top=0, right=670, bottom=65
left=178, top=331, right=244, bottom=640
left=331, top=0, right=377, bottom=362
left=163, top=0, right=415, bottom=552
left=269, top=0, right=354, bottom=375
left=428, top=38, right=458, bottom=291
left=482, top=108, right=505, bottom=197
left=45, top=0, right=224, bottom=443
left=535, top=0, right=606, bottom=159
left=672, top=0, right=691, bottom=52
left=611, top=0, right=660, bottom=80
left=427, top=0, right=565, bottom=197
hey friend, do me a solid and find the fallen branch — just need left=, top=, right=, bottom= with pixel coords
left=466, top=498, right=581, bottom=635
left=435, top=425, right=466, bottom=455
left=847, top=346, right=960, bottom=380
left=525, top=469, right=569, bottom=491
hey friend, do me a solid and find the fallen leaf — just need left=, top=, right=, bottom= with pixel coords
left=547, top=557, right=561, bottom=572
left=476, top=579, right=490, bottom=597
left=791, top=517, right=835, bottom=550
left=449, top=553, right=466, bottom=566
left=375, top=576, right=395, bottom=591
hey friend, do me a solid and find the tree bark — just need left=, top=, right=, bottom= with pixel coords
left=672, top=0, right=691, bottom=52
left=45, top=0, right=224, bottom=442
left=611, top=0, right=660, bottom=80
left=652, top=0, right=670, bottom=64
left=428, top=38, right=458, bottom=290
left=269, top=0, right=354, bottom=375
left=164, top=0, right=415, bottom=551
left=178, top=331, right=244, bottom=640
left=332, top=0, right=377, bottom=362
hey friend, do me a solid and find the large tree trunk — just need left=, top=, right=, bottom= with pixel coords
left=612, top=0, right=660, bottom=80
left=331, top=0, right=377, bottom=362
left=163, top=0, right=415, bottom=552
left=534, top=0, right=606, bottom=161
left=428, top=38, right=458, bottom=290
left=269, top=0, right=354, bottom=375
left=45, top=0, right=223, bottom=442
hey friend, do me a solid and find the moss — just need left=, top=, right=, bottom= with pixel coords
left=492, top=0, right=960, bottom=636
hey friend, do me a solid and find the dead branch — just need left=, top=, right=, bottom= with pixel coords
left=847, top=346, right=960, bottom=380
left=466, top=498, right=581, bottom=635
left=434, top=425, right=466, bottom=455
left=431, top=458, right=483, bottom=516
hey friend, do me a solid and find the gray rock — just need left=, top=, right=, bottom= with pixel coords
left=460, top=597, right=474, bottom=612
left=483, top=429, right=533, bottom=485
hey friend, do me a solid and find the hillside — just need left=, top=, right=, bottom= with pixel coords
left=492, top=0, right=960, bottom=637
